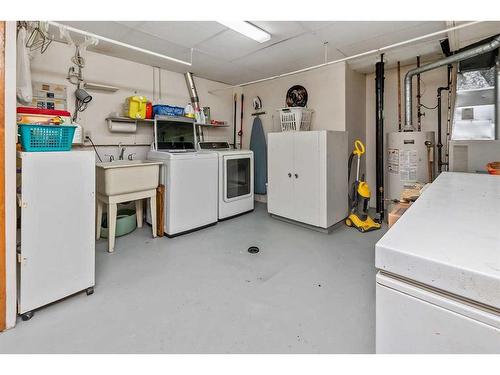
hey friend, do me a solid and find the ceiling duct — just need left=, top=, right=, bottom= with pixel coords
left=404, top=34, right=500, bottom=131
left=458, top=35, right=500, bottom=73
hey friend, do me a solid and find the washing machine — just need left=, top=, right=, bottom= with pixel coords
left=147, top=116, right=218, bottom=236
left=198, top=142, right=254, bottom=220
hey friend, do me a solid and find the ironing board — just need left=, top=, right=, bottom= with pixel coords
left=249, top=116, right=267, bottom=194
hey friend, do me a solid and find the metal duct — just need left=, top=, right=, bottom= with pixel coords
left=404, top=34, right=500, bottom=130
left=184, top=72, right=200, bottom=111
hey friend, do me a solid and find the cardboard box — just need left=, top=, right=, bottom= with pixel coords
left=388, top=202, right=412, bottom=228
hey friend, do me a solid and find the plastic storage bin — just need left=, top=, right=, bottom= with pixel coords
left=18, top=124, right=76, bottom=152
left=124, top=96, right=148, bottom=119
left=153, top=105, right=185, bottom=117
left=278, top=107, right=313, bottom=131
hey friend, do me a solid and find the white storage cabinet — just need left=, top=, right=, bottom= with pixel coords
left=267, top=130, right=348, bottom=230
left=17, top=151, right=96, bottom=320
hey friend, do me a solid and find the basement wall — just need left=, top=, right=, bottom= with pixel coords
left=240, top=62, right=366, bottom=200
left=29, top=42, right=234, bottom=160
left=240, top=63, right=346, bottom=146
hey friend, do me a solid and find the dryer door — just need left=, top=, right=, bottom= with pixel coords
left=223, top=154, right=253, bottom=202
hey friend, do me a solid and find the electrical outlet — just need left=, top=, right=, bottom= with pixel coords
left=84, top=130, right=92, bottom=141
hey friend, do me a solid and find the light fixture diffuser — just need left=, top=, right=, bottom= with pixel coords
left=218, top=21, right=271, bottom=43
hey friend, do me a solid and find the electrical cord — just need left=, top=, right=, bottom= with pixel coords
left=420, top=103, right=438, bottom=110
left=86, top=136, right=102, bottom=162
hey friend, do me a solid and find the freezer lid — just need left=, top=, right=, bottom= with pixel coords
left=376, top=172, right=500, bottom=310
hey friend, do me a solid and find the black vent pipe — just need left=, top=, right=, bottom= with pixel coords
left=375, top=55, right=385, bottom=220
left=437, top=64, right=452, bottom=173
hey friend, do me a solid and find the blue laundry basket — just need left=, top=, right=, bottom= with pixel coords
left=18, top=124, right=76, bottom=152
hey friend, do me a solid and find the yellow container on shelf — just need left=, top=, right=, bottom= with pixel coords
left=124, top=96, right=148, bottom=119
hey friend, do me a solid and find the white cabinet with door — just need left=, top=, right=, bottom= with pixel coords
left=267, top=130, right=348, bottom=230
left=17, top=151, right=95, bottom=320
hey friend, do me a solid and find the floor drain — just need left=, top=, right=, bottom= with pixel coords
left=248, top=246, right=259, bottom=254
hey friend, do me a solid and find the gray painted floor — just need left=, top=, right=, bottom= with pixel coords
left=0, top=203, right=386, bottom=353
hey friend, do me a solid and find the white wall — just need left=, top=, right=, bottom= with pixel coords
left=29, top=42, right=234, bottom=160
left=345, top=64, right=367, bottom=175
left=239, top=62, right=366, bottom=201
left=365, top=63, right=450, bottom=206
left=240, top=63, right=347, bottom=150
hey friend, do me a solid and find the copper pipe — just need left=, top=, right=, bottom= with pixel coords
left=425, top=141, right=434, bottom=182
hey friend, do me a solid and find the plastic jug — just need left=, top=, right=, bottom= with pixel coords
left=125, top=96, right=148, bottom=119
left=145, top=102, right=153, bottom=119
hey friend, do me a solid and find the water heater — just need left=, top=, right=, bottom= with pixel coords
left=387, top=131, right=435, bottom=200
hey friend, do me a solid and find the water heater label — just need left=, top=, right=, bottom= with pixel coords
left=399, top=150, right=418, bottom=181
left=387, top=148, right=399, bottom=174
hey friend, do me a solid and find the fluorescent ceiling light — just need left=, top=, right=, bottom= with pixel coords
left=218, top=21, right=271, bottom=43
left=48, top=21, right=192, bottom=66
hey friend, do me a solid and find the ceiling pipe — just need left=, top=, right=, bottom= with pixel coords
left=404, top=34, right=500, bottom=131
left=184, top=72, right=200, bottom=111
left=48, top=21, right=192, bottom=67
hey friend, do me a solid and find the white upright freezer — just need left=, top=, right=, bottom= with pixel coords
left=375, top=172, right=500, bottom=353
left=17, top=151, right=96, bottom=320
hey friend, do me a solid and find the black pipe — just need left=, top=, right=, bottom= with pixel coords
left=437, top=65, right=452, bottom=173
left=375, top=55, right=385, bottom=220
left=233, top=94, right=237, bottom=149
left=437, top=88, right=443, bottom=173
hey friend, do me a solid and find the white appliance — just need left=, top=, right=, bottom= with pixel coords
left=147, top=116, right=218, bottom=236
left=448, top=139, right=500, bottom=173
left=376, top=172, right=500, bottom=353
left=386, top=131, right=435, bottom=200
left=147, top=150, right=218, bottom=236
left=267, top=130, right=348, bottom=231
left=198, top=142, right=254, bottom=220
left=17, top=151, right=95, bottom=320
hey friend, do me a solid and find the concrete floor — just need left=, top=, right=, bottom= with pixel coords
left=0, top=203, right=386, bottom=353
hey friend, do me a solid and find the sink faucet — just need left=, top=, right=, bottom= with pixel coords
left=118, top=143, right=126, bottom=160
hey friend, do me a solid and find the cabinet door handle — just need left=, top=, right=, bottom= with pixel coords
left=288, top=173, right=292, bottom=178
left=294, top=173, right=299, bottom=178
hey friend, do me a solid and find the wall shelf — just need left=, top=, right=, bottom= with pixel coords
left=105, top=116, right=228, bottom=128
left=105, top=117, right=154, bottom=133
left=195, top=122, right=229, bottom=128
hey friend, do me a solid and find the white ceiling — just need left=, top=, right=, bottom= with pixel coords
left=50, top=21, right=500, bottom=85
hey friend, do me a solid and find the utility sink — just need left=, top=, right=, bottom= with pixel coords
left=96, top=160, right=162, bottom=196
